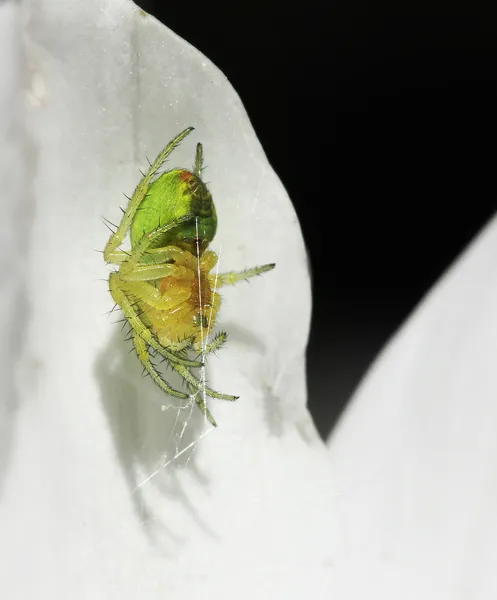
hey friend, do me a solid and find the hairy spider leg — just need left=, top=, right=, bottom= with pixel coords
left=196, top=332, right=228, bottom=355
left=216, top=262, right=276, bottom=287
left=119, top=262, right=194, bottom=283
left=104, top=126, right=195, bottom=264
left=168, top=337, right=197, bottom=353
left=172, top=363, right=238, bottom=401
left=118, top=279, right=191, bottom=312
left=186, top=334, right=230, bottom=428
left=132, top=331, right=190, bottom=401
left=193, top=142, right=204, bottom=178
left=190, top=384, right=217, bottom=427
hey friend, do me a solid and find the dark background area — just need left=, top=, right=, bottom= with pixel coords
left=139, top=0, right=497, bottom=440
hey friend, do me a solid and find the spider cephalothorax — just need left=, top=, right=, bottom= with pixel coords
left=104, top=127, right=275, bottom=426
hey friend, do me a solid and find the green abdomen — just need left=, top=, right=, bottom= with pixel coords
left=130, top=169, right=217, bottom=257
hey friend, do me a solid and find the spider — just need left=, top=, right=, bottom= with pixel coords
left=104, top=127, right=275, bottom=426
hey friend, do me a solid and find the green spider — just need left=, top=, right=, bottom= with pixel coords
left=104, top=127, right=275, bottom=426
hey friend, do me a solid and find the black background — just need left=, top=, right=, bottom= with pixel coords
left=139, top=1, right=497, bottom=440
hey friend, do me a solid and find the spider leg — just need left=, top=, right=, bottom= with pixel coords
left=193, top=142, right=204, bottom=177
left=120, top=280, right=190, bottom=311
left=168, top=336, right=196, bottom=353
left=204, top=332, right=228, bottom=355
left=172, top=363, right=238, bottom=402
left=132, top=331, right=189, bottom=400
left=216, top=263, right=276, bottom=287
left=119, top=262, right=194, bottom=282
left=103, top=249, right=133, bottom=264
left=189, top=384, right=217, bottom=427
left=109, top=273, right=203, bottom=368
left=104, top=127, right=195, bottom=264
left=192, top=331, right=227, bottom=356
left=106, top=246, right=194, bottom=267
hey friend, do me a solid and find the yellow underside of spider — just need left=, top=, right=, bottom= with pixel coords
left=108, top=242, right=272, bottom=426
left=116, top=247, right=221, bottom=348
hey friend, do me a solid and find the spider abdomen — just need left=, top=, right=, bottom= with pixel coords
left=130, top=168, right=217, bottom=257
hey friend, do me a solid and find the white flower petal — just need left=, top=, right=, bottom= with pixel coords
left=0, top=1, right=335, bottom=598
left=328, top=215, right=497, bottom=598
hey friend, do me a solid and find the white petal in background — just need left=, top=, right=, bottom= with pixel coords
left=0, top=1, right=29, bottom=501
left=0, top=0, right=335, bottom=599
left=327, top=216, right=497, bottom=599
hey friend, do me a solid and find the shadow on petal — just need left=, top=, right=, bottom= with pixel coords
left=94, top=328, right=218, bottom=547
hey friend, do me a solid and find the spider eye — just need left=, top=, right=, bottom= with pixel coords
left=193, top=313, right=208, bottom=328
